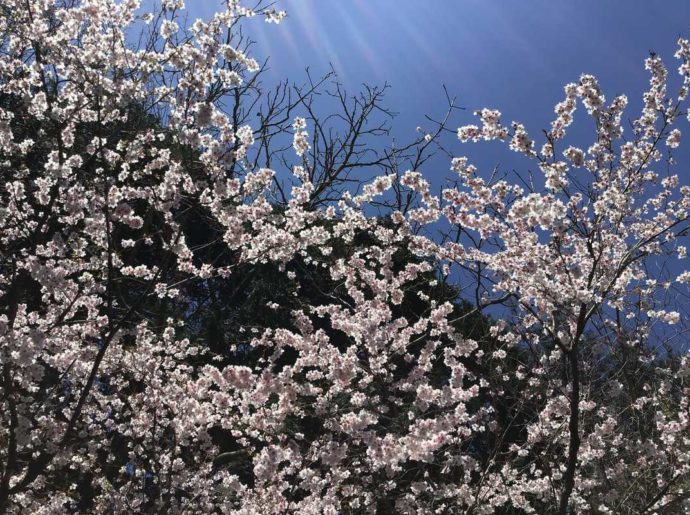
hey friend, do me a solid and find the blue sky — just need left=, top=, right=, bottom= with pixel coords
left=244, top=0, right=690, bottom=117
left=190, top=0, right=690, bottom=183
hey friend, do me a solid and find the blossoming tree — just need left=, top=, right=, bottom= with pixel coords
left=0, top=1, right=689, bottom=513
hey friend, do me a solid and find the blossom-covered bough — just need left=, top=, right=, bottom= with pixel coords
left=0, top=0, right=689, bottom=513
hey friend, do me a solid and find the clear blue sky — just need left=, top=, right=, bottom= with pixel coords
left=203, top=0, right=690, bottom=178
left=187, top=1, right=690, bottom=181
left=242, top=0, right=690, bottom=115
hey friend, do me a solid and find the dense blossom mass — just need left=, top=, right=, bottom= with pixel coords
left=0, top=1, right=689, bottom=513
